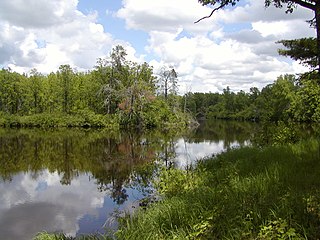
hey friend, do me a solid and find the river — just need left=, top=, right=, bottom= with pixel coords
left=0, top=120, right=264, bottom=239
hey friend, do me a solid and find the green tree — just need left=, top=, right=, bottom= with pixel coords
left=278, top=37, right=318, bottom=70
left=72, top=71, right=101, bottom=113
left=58, top=65, right=74, bottom=114
left=118, top=62, right=158, bottom=127
left=234, top=90, right=250, bottom=118
left=45, top=72, right=61, bottom=113
left=244, top=87, right=261, bottom=120
left=25, top=69, right=45, bottom=114
left=290, top=74, right=320, bottom=121
left=256, top=75, right=296, bottom=121
left=98, top=45, right=126, bottom=114
left=221, top=86, right=234, bottom=118
left=92, top=58, right=111, bottom=113
left=193, top=93, right=208, bottom=117
left=249, top=87, right=260, bottom=102
left=0, top=69, right=24, bottom=114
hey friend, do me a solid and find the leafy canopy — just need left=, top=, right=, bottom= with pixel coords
left=278, top=38, right=317, bottom=69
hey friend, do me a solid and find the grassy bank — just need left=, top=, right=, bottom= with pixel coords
left=33, top=232, right=112, bottom=240
left=116, top=139, right=320, bottom=239
left=0, top=111, right=119, bottom=129
left=0, top=109, right=193, bottom=131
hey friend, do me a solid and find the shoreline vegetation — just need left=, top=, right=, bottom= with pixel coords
left=0, top=110, right=195, bottom=132
left=116, top=138, right=320, bottom=240
left=0, top=45, right=196, bottom=132
left=32, top=137, right=320, bottom=240
left=1, top=44, right=319, bottom=239
left=1, top=46, right=320, bottom=134
left=1, top=47, right=320, bottom=133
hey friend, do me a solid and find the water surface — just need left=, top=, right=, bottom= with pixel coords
left=0, top=120, right=259, bottom=239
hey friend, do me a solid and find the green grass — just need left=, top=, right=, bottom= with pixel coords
left=0, top=111, right=119, bottom=129
left=116, top=139, right=320, bottom=239
left=33, top=232, right=73, bottom=240
left=33, top=232, right=112, bottom=240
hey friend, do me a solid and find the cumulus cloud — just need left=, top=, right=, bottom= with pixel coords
left=0, top=171, right=107, bottom=239
left=146, top=29, right=295, bottom=92
left=0, top=0, right=74, bottom=28
left=117, top=0, right=316, bottom=92
left=0, top=0, right=317, bottom=92
left=116, top=0, right=218, bottom=34
left=0, top=0, right=115, bottom=73
left=219, top=0, right=314, bottom=23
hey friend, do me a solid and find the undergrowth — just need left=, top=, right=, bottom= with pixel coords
left=0, top=111, right=119, bottom=129
left=33, top=232, right=112, bottom=240
left=116, top=138, right=320, bottom=239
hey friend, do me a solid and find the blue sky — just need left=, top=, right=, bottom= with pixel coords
left=0, top=0, right=315, bottom=93
left=78, top=0, right=149, bottom=55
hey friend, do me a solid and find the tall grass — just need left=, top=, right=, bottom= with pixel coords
left=116, top=139, right=320, bottom=239
left=33, top=232, right=112, bottom=240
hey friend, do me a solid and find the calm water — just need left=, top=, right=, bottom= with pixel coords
left=0, top=120, right=259, bottom=239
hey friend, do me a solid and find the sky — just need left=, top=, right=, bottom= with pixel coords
left=0, top=0, right=316, bottom=93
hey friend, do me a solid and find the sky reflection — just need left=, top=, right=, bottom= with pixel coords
left=0, top=121, right=257, bottom=239
left=0, top=171, right=106, bottom=239
left=0, top=170, right=146, bottom=240
left=174, top=138, right=250, bottom=168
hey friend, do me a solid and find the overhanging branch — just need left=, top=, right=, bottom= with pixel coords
left=292, top=0, right=316, bottom=11
left=194, top=2, right=228, bottom=23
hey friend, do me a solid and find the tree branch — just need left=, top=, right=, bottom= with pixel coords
left=194, top=2, right=228, bottom=24
left=292, top=0, right=316, bottom=11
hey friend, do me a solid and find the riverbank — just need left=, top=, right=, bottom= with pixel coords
left=116, top=138, right=320, bottom=239
left=31, top=136, right=320, bottom=239
left=0, top=111, right=119, bottom=129
left=0, top=110, right=193, bottom=132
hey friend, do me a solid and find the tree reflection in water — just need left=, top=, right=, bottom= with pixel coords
left=0, top=120, right=273, bottom=238
left=0, top=129, right=162, bottom=203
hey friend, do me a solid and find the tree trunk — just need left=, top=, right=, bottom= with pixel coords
left=316, top=2, right=320, bottom=75
left=164, top=79, right=168, bottom=101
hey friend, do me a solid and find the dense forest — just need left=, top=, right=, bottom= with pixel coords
left=183, top=72, right=320, bottom=122
left=182, top=35, right=320, bottom=123
left=2, top=46, right=320, bottom=131
left=2, top=34, right=320, bottom=133
left=0, top=46, right=189, bottom=130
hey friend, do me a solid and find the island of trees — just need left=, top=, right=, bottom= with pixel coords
left=0, top=46, right=190, bottom=131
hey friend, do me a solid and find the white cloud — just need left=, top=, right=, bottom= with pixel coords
left=0, top=171, right=107, bottom=239
left=0, top=0, right=115, bottom=73
left=253, top=21, right=290, bottom=37
left=118, top=0, right=316, bottom=93
left=117, top=0, right=218, bottom=34
left=0, top=0, right=69, bottom=28
left=0, top=0, right=317, bottom=93
left=146, top=29, right=296, bottom=92
left=219, top=0, right=314, bottom=23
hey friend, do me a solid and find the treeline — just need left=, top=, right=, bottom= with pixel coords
left=0, top=46, right=188, bottom=129
left=184, top=73, right=320, bottom=122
